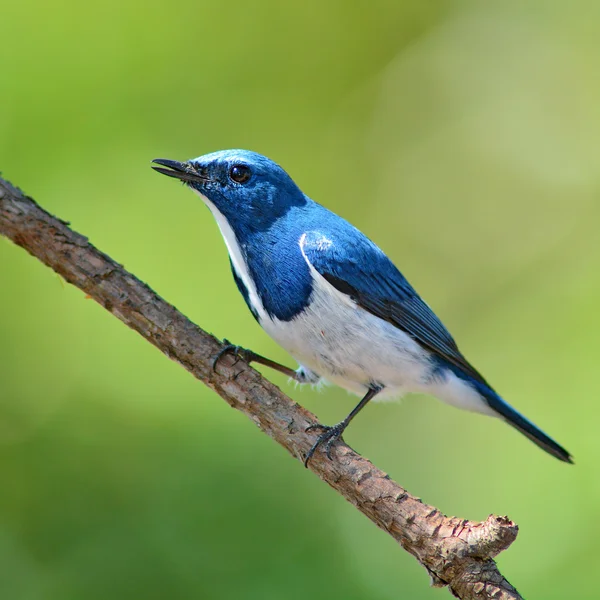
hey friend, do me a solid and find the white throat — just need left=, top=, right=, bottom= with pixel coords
left=192, top=189, right=269, bottom=322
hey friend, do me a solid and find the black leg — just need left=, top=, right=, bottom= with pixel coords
left=304, top=385, right=382, bottom=468
left=213, top=339, right=301, bottom=381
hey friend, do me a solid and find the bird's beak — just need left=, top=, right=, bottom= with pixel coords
left=151, top=159, right=210, bottom=184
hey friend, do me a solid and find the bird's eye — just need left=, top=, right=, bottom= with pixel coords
left=229, top=164, right=252, bottom=184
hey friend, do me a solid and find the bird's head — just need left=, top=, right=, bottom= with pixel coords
left=152, top=149, right=307, bottom=232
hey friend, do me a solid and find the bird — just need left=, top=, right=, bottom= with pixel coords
left=151, top=149, right=573, bottom=467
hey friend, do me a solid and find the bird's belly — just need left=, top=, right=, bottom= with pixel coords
left=259, top=280, right=432, bottom=397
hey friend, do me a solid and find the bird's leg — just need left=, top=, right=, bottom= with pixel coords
left=304, top=385, right=382, bottom=468
left=213, top=339, right=302, bottom=381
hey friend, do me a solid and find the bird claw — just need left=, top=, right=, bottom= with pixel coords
left=304, top=422, right=347, bottom=468
left=212, top=339, right=252, bottom=372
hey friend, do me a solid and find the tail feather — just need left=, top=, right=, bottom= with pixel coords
left=480, top=385, right=573, bottom=464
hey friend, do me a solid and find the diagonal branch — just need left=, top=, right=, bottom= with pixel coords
left=0, top=175, right=522, bottom=600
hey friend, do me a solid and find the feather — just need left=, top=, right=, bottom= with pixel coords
left=300, top=229, right=488, bottom=386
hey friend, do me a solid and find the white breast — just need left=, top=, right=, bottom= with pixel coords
left=254, top=233, right=433, bottom=398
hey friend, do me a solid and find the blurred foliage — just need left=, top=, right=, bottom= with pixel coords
left=1, top=0, right=600, bottom=598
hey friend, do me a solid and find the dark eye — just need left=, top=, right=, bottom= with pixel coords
left=229, top=164, right=252, bottom=184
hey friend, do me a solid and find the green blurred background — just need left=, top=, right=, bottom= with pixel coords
left=1, top=0, right=599, bottom=598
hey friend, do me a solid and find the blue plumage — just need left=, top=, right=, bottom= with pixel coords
left=240, top=213, right=314, bottom=321
left=299, top=225, right=488, bottom=385
left=152, top=150, right=573, bottom=465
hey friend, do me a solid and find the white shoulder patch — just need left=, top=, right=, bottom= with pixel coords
left=298, top=232, right=355, bottom=308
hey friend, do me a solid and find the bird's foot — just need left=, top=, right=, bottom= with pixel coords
left=212, top=339, right=255, bottom=372
left=304, top=421, right=348, bottom=468
left=213, top=339, right=301, bottom=380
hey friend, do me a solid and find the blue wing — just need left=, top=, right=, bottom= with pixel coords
left=301, top=229, right=490, bottom=387
left=301, top=225, right=572, bottom=464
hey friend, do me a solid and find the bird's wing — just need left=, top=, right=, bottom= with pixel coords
left=300, top=229, right=489, bottom=387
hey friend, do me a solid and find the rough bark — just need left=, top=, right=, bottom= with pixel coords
left=0, top=176, right=522, bottom=599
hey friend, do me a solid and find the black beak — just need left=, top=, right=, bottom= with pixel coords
left=151, top=159, right=210, bottom=184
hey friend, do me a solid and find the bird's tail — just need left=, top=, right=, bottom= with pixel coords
left=474, top=380, right=573, bottom=464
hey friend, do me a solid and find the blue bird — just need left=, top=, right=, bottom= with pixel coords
left=152, top=150, right=572, bottom=467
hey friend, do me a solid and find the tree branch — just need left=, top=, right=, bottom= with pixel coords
left=0, top=175, right=522, bottom=599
